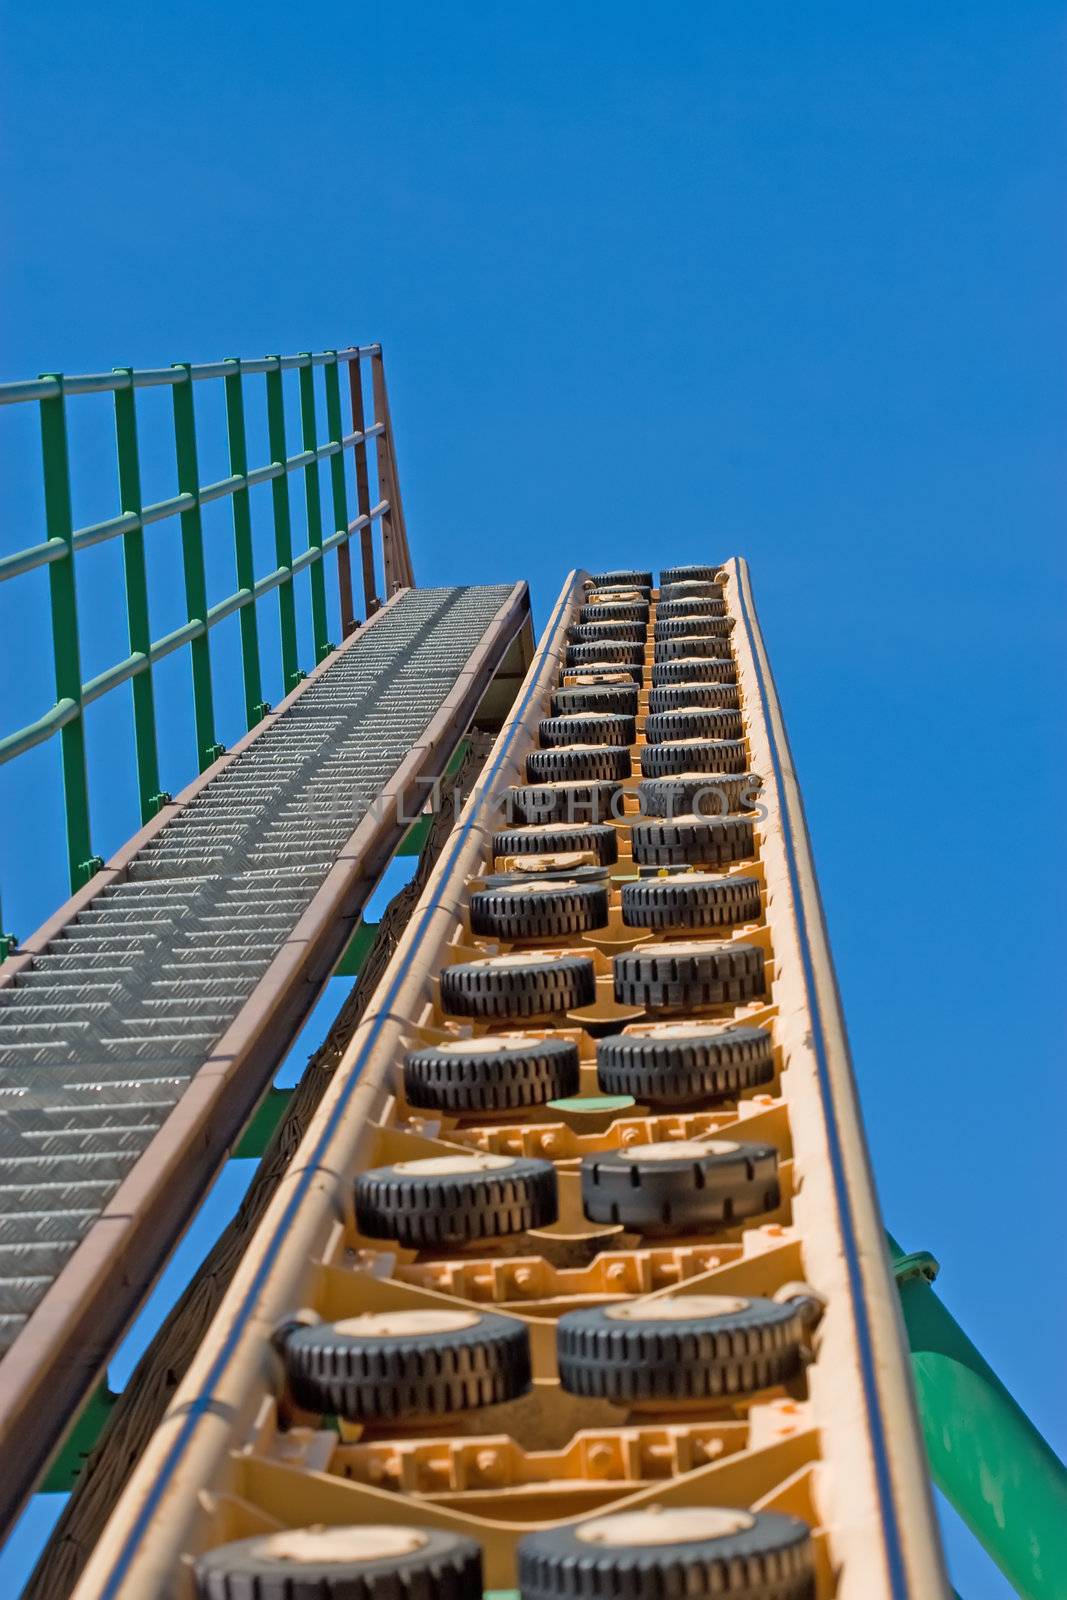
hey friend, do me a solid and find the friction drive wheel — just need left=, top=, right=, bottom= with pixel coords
left=566, top=639, right=645, bottom=666
left=645, top=707, right=744, bottom=743
left=559, top=662, right=643, bottom=685
left=517, top=1507, right=814, bottom=1600
left=651, top=656, right=735, bottom=686
left=578, top=601, right=650, bottom=624
left=647, top=682, right=739, bottom=713
left=630, top=814, right=755, bottom=868
left=526, top=744, right=631, bottom=783
left=656, top=596, right=728, bottom=619
left=580, top=1137, right=780, bottom=1233
left=556, top=1293, right=807, bottom=1401
left=636, top=773, right=760, bottom=815
left=569, top=620, right=647, bottom=645
left=661, top=562, right=725, bottom=584
left=613, top=939, right=765, bottom=1008
left=621, top=873, right=762, bottom=930
left=591, top=567, right=653, bottom=586
left=494, top=821, right=619, bottom=865
left=404, top=1034, right=580, bottom=1113
left=640, top=738, right=747, bottom=778
left=440, top=950, right=597, bottom=1018
left=654, top=635, right=733, bottom=662
left=469, top=879, right=609, bottom=940
left=538, top=712, right=636, bottom=747
left=355, top=1152, right=558, bottom=1245
left=658, top=578, right=724, bottom=600
left=551, top=683, right=639, bottom=717
left=655, top=614, right=732, bottom=640
left=596, top=1022, right=775, bottom=1103
left=195, top=1525, right=484, bottom=1600
left=506, top=779, right=623, bottom=825
left=283, top=1306, right=532, bottom=1419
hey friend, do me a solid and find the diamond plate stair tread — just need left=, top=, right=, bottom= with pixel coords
left=0, top=584, right=515, bottom=1351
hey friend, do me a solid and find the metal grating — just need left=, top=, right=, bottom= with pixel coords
left=0, top=585, right=515, bottom=1351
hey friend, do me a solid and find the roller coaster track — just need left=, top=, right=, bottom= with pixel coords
left=63, top=560, right=950, bottom=1599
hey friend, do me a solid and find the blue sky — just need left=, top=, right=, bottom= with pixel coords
left=1, top=3, right=1065, bottom=1595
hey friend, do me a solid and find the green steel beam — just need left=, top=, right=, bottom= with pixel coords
left=113, top=374, right=164, bottom=821
left=298, top=359, right=333, bottom=663
left=889, top=1232, right=1067, bottom=1599
left=264, top=361, right=302, bottom=691
left=223, top=360, right=268, bottom=729
left=171, top=366, right=223, bottom=769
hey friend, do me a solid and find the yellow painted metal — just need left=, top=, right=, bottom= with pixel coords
left=73, top=563, right=950, bottom=1600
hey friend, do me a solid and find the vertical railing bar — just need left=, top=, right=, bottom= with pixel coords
left=298, top=357, right=332, bottom=662
left=113, top=372, right=165, bottom=821
left=38, top=376, right=97, bottom=890
left=171, top=365, right=222, bottom=769
left=323, top=354, right=356, bottom=636
left=370, top=351, right=397, bottom=595
left=375, top=353, right=415, bottom=587
left=223, top=359, right=268, bottom=728
left=347, top=351, right=379, bottom=615
left=264, top=360, right=301, bottom=689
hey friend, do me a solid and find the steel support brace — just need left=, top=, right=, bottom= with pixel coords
left=888, top=1232, right=1067, bottom=1598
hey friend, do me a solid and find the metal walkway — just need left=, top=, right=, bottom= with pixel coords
left=0, top=580, right=530, bottom=1521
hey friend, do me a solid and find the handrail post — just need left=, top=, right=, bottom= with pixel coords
left=223, top=359, right=268, bottom=727
left=38, top=376, right=97, bottom=888
left=171, top=366, right=223, bottom=768
left=113, top=372, right=165, bottom=820
left=370, top=350, right=399, bottom=594
left=374, top=350, right=414, bottom=587
left=347, top=351, right=379, bottom=615
left=264, top=360, right=302, bottom=689
left=323, top=354, right=356, bottom=636
left=298, top=357, right=332, bottom=662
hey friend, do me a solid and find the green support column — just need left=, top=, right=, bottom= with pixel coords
left=113, top=374, right=164, bottom=821
left=223, top=359, right=268, bottom=729
left=264, top=361, right=301, bottom=690
left=171, top=366, right=223, bottom=769
left=39, top=377, right=97, bottom=889
left=298, top=358, right=332, bottom=663
left=889, top=1232, right=1067, bottom=1599
left=323, top=354, right=356, bottom=636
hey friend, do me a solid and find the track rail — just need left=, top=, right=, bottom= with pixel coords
left=71, top=562, right=950, bottom=1599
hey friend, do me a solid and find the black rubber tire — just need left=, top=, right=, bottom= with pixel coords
left=195, top=1526, right=484, bottom=1600
left=551, top=684, right=639, bottom=717
left=578, top=601, right=650, bottom=625
left=518, top=1510, right=814, bottom=1600
left=469, top=880, right=609, bottom=940
left=636, top=774, right=761, bottom=816
left=640, top=739, right=747, bottom=778
left=557, top=1293, right=806, bottom=1401
left=655, top=615, right=733, bottom=641
left=654, top=635, right=733, bottom=662
left=587, top=584, right=652, bottom=601
left=661, top=562, right=725, bottom=585
left=566, top=639, right=645, bottom=667
left=656, top=596, right=728, bottom=620
left=646, top=708, right=744, bottom=743
left=596, top=1022, right=774, bottom=1103
left=591, top=568, right=653, bottom=586
left=404, top=1035, right=581, bottom=1113
left=569, top=620, right=647, bottom=645
left=647, top=682, right=739, bottom=714
left=659, top=578, right=724, bottom=601
left=506, top=780, right=624, bottom=825
left=355, top=1153, right=558, bottom=1245
left=526, top=745, right=632, bottom=783
left=651, top=656, right=736, bottom=687
left=539, top=712, right=636, bottom=747
left=284, top=1307, right=533, bottom=1419
left=630, top=815, right=755, bottom=868
left=441, top=952, right=597, bottom=1017
left=621, top=874, right=762, bottom=930
left=613, top=939, right=765, bottom=1008
left=560, top=662, right=643, bottom=686
left=580, top=1135, right=779, bottom=1233
left=494, top=822, right=619, bottom=865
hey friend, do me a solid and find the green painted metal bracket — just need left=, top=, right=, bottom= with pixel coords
left=888, top=1230, right=1067, bottom=1599
left=41, top=1383, right=117, bottom=1492
left=233, top=1088, right=295, bottom=1160
left=335, top=920, right=379, bottom=977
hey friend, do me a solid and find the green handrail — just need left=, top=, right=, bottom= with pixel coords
left=0, top=344, right=413, bottom=956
